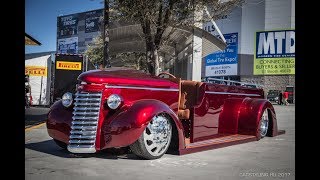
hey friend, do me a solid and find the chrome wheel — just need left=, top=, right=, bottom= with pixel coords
left=143, top=114, right=172, bottom=157
left=259, top=109, right=269, bottom=137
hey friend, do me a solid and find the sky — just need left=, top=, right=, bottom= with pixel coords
left=25, top=0, right=104, bottom=54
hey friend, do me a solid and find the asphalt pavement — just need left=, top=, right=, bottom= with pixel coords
left=25, top=104, right=295, bottom=180
left=25, top=107, right=50, bottom=128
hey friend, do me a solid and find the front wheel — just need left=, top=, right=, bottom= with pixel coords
left=130, top=113, right=172, bottom=159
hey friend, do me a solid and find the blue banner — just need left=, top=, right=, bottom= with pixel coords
left=85, top=9, right=103, bottom=33
left=205, top=33, right=238, bottom=77
left=57, top=37, right=78, bottom=54
left=205, top=33, right=238, bottom=66
left=58, top=14, right=78, bottom=38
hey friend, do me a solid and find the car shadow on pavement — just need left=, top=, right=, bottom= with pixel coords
left=25, top=140, right=71, bottom=158
left=25, top=139, right=148, bottom=160
left=25, top=114, right=47, bottom=127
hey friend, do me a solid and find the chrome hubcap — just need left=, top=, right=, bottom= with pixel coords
left=260, top=109, right=269, bottom=137
left=143, top=114, right=172, bottom=156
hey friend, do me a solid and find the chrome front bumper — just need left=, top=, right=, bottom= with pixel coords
left=67, top=145, right=96, bottom=153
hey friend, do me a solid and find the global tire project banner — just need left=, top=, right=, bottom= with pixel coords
left=254, top=30, right=295, bottom=75
left=205, top=33, right=238, bottom=77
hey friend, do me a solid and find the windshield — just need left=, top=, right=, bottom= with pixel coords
left=285, top=87, right=294, bottom=92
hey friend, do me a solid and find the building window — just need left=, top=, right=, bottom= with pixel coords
left=78, top=41, right=85, bottom=47
left=78, top=25, right=85, bottom=31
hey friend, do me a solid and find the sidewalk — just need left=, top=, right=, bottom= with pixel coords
left=25, top=107, right=50, bottom=128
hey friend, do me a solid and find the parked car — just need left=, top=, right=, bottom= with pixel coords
left=267, top=90, right=281, bottom=103
left=46, top=68, right=285, bottom=159
left=285, top=86, right=294, bottom=104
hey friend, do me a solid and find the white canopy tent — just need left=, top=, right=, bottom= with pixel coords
left=25, top=55, right=52, bottom=106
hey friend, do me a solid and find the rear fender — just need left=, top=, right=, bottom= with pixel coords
left=237, top=98, right=278, bottom=138
left=218, top=98, right=245, bottom=134
left=102, top=99, right=185, bottom=150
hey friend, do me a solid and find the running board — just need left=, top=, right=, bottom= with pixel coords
left=179, top=130, right=286, bottom=155
left=179, top=134, right=257, bottom=155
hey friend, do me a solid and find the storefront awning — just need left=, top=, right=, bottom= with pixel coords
left=25, top=33, right=41, bottom=46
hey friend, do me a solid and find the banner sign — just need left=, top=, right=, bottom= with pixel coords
left=205, top=33, right=238, bottom=76
left=56, top=61, right=82, bottom=70
left=254, top=30, right=295, bottom=75
left=25, top=66, right=47, bottom=76
left=57, top=37, right=78, bottom=54
left=85, top=10, right=103, bottom=33
left=58, top=14, right=78, bottom=37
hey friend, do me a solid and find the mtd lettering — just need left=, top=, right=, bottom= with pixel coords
left=256, top=30, right=295, bottom=58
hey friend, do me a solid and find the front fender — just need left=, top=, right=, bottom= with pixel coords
left=237, top=98, right=278, bottom=138
left=46, top=100, right=73, bottom=144
left=101, top=99, right=185, bottom=150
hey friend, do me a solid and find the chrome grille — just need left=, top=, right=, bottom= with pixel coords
left=67, top=92, right=102, bottom=153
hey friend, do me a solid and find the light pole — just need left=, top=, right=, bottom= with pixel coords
left=103, top=0, right=111, bottom=68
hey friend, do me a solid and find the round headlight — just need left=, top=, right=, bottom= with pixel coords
left=107, top=94, right=122, bottom=109
left=62, top=92, right=73, bottom=107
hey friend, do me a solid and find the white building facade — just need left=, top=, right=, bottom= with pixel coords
left=199, top=0, right=295, bottom=98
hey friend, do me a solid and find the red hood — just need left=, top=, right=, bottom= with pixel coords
left=78, top=68, right=178, bottom=88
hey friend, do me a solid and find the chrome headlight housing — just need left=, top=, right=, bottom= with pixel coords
left=62, top=92, right=73, bottom=107
left=107, top=94, right=122, bottom=109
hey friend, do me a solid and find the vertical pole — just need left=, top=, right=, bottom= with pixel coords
left=86, top=55, right=88, bottom=71
left=191, top=9, right=203, bottom=82
left=82, top=55, right=85, bottom=72
left=39, top=76, right=43, bottom=106
left=103, top=0, right=111, bottom=68
left=102, top=2, right=105, bottom=68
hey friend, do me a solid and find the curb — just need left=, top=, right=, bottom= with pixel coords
left=25, top=121, right=46, bottom=132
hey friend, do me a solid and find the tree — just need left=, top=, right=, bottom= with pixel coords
left=110, top=0, right=244, bottom=75
left=115, top=52, right=148, bottom=71
left=84, top=34, right=104, bottom=67
left=84, top=34, right=148, bottom=70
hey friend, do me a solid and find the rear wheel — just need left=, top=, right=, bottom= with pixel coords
left=130, top=113, right=172, bottom=159
left=53, top=139, right=67, bottom=149
left=257, top=109, right=269, bottom=139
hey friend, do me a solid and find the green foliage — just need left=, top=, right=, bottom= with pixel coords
left=115, top=52, right=148, bottom=71
left=84, top=34, right=147, bottom=70
left=84, top=34, right=104, bottom=66
left=112, top=0, right=244, bottom=27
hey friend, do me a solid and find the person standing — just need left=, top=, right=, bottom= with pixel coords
left=283, top=91, right=289, bottom=106
left=25, top=75, right=31, bottom=108
left=278, top=91, right=283, bottom=105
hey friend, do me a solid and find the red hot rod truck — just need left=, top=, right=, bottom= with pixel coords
left=46, top=68, right=285, bottom=159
